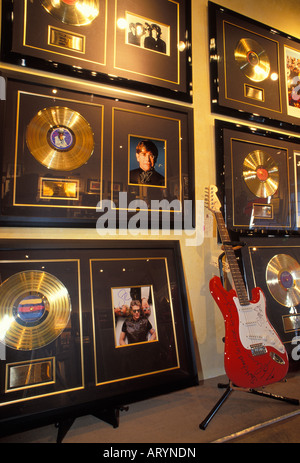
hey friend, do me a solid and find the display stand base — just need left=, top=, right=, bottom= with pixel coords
left=199, top=381, right=299, bottom=431
left=55, top=406, right=129, bottom=443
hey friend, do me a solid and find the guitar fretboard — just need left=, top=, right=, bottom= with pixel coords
left=215, top=211, right=249, bottom=306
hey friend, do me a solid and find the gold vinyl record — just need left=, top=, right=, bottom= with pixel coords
left=266, top=254, right=300, bottom=307
left=234, top=38, right=270, bottom=82
left=26, top=106, right=94, bottom=171
left=0, top=270, right=71, bottom=351
left=41, top=0, right=100, bottom=26
left=243, top=150, right=279, bottom=198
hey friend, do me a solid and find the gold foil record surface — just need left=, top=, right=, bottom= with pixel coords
left=266, top=254, right=300, bottom=307
left=41, top=0, right=100, bottom=26
left=26, top=106, right=94, bottom=171
left=243, top=150, right=279, bottom=198
left=0, top=270, right=71, bottom=350
left=234, top=38, right=270, bottom=82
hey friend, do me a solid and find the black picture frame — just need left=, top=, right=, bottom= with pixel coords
left=0, top=239, right=198, bottom=439
left=0, top=71, right=194, bottom=229
left=209, top=1, right=300, bottom=132
left=241, top=235, right=300, bottom=371
left=215, top=119, right=300, bottom=237
left=1, top=0, right=192, bottom=102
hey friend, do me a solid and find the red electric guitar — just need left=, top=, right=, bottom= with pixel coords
left=205, top=185, right=289, bottom=388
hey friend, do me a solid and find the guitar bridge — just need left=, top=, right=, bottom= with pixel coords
left=250, top=343, right=267, bottom=356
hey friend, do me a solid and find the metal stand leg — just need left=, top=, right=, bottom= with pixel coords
left=199, top=380, right=299, bottom=431
left=199, top=385, right=233, bottom=430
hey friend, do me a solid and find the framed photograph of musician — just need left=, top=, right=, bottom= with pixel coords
left=129, top=136, right=166, bottom=188
left=1, top=0, right=192, bottom=101
left=112, top=285, right=158, bottom=347
left=110, top=103, right=194, bottom=228
left=89, top=241, right=198, bottom=387
left=209, top=1, right=300, bottom=133
left=215, top=120, right=300, bottom=236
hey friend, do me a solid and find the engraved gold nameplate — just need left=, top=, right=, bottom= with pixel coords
left=40, top=178, right=79, bottom=200
left=253, top=203, right=273, bottom=219
left=48, top=26, right=85, bottom=53
left=6, top=358, right=55, bottom=392
left=283, top=314, right=300, bottom=333
left=244, top=84, right=264, bottom=101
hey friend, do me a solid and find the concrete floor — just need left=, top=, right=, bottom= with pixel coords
left=0, top=372, right=299, bottom=444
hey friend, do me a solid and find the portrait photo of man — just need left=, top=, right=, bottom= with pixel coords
left=112, top=286, right=158, bottom=347
left=129, top=137, right=166, bottom=187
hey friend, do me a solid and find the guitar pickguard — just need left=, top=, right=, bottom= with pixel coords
left=233, top=291, right=286, bottom=355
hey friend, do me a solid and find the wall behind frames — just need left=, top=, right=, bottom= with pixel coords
left=1, top=0, right=300, bottom=382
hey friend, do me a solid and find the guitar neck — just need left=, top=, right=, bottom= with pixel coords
left=215, top=211, right=249, bottom=305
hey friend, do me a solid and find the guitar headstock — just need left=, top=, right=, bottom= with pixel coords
left=205, top=185, right=221, bottom=214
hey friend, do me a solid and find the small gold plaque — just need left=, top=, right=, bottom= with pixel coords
left=40, top=178, right=79, bottom=200
left=283, top=314, right=300, bottom=333
left=253, top=203, right=273, bottom=219
left=6, top=358, right=55, bottom=391
left=244, top=84, right=264, bottom=101
left=48, top=26, right=85, bottom=53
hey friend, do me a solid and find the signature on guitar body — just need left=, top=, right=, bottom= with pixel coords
left=206, top=185, right=289, bottom=388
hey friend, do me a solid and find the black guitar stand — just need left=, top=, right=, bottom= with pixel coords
left=199, top=248, right=300, bottom=431
left=199, top=380, right=299, bottom=430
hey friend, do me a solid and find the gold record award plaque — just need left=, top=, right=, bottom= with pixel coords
left=242, top=150, right=279, bottom=198
left=26, top=106, right=94, bottom=171
left=0, top=270, right=71, bottom=350
left=40, top=0, right=100, bottom=26
left=234, top=38, right=270, bottom=82
left=266, top=254, right=300, bottom=307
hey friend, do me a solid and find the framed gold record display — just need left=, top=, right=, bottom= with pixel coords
left=209, top=2, right=300, bottom=132
left=0, top=72, right=194, bottom=228
left=1, top=0, right=192, bottom=101
left=215, top=120, right=300, bottom=235
left=241, top=236, right=300, bottom=370
left=0, top=239, right=198, bottom=441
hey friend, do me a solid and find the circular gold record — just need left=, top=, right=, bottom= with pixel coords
left=41, top=0, right=100, bottom=26
left=243, top=150, right=279, bottom=198
left=266, top=254, right=300, bottom=307
left=26, top=106, right=94, bottom=171
left=234, top=38, right=270, bottom=82
left=0, top=270, right=71, bottom=351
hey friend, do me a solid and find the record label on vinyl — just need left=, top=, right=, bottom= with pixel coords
left=0, top=270, right=71, bottom=350
left=48, top=126, right=75, bottom=152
